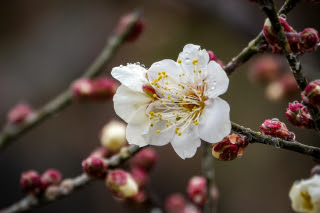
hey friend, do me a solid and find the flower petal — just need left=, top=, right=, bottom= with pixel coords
left=148, top=59, right=182, bottom=80
left=199, top=97, right=231, bottom=143
left=142, top=120, right=174, bottom=146
left=111, top=64, right=149, bottom=92
left=177, top=44, right=209, bottom=76
left=205, top=61, right=229, bottom=98
left=113, top=85, right=152, bottom=123
left=170, top=124, right=201, bottom=159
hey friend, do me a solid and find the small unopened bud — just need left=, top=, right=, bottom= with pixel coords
left=248, top=55, right=283, bottom=85
left=82, top=157, right=107, bottom=178
left=100, top=120, right=127, bottom=152
left=286, top=32, right=302, bottom=54
left=41, top=169, right=62, bottom=190
left=130, top=148, right=157, bottom=172
left=45, top=185, right=60, bottom=200
left=187, top=176, right=207, bottom=206
left=60, top=178, right=74, bottom=195
left=20, top=170, right=42, bottom=195
left=265, top=73, right=298, bottom=101
left=263, top=17, right=294, bottom=46
left=130, top=167, right=148, bottom=187
left=212, top=133, right=248, bottom=161
left=300, top=28, right=319, bottom=53
left=207, top=50, right=216, bottom=61
left=116, top=13, right=144, bottom=42
left=7, top=104, right=33, bottom=125
left=286, top=102, right=313, bottom=129
left=260, top=119, right=295, bottom=141
left=106, top=169, right=138, bottom=198
left=301, top=80, right=320, bottom=107
left=311, top=165, right=320, bottom=176
left=71, top=78, right=117, bottom=101
left=165, top=193, right=187, bottom=213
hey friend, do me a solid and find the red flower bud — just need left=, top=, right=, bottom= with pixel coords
left=260, top=119, right=295, bottom=141
left=116, top=13, right=144, bottom=42
left=41, top=169, right=62, bottom=190
left=212, top=134, right=248, bottom=161
left=130, top=167, right=148, bottom=187
left=20, top=170, right=42, bottom=195
left=82, top=157, right=107, bottom=178
left=300, top=28, right=319, bottom=53
left=165, top=193, right=187, bottom=213
left=286, top=32, right=302, bottom=54
left=301, top=80, right=320, bottom=107
left=7, top=104, right=33, bottom=125
left=187, top=176, right=207, bottom=206
left=106, top=169, right=138, bottom=198
left=71, top=78, right=117, bottom=101
left=207, top=50, right=217, bottom=61
left=286, top=102, right=313, bottom=129
left=263, top=17, right=294, bottom=47
left=130, top=148, right=157, bottom=172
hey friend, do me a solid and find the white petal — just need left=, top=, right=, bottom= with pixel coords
left=143, top=120, right=174, bottom=146
left=177, top=44, right=209, bottom=76
left=205, top=61, right=229, bottom=98
left=148, top=59, right=182, bottom=79
left=113, top=85, right=152, bottom=123
left=170, top=124, right=201, bottom=159
left=111, top=64, right=148, bottom=92
left=199, top=97, right=231, bottom=143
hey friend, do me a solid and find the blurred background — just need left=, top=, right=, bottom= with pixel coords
left=0, top=0, right=320, bottom=212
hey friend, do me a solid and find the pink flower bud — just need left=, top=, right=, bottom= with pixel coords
left=263, top=17, right=294, bottom=47
left=130, top=167, right=148, bottom=187
left=130, top=148, right=157, bottom=172
left=286, top=102, right=313, bottom=129
left=127, top=190, right=147, bottom=204
left=187, top=176, right=207, bottom=206
left=165, top=193, right=187, bottom=213
left=212, top=134, right=248, bottom=161
left=20, top=170, right=42, bottom=195
left=207, top=50, right=216, bottom=61
left=82, top=157, right=107, bottom=178
left=248, top=55, right=283, bottom=85
left=106, top=169, right=138, bottom=198
left=7, top=104, right=33, bottom=125
left=45, top=185, right=60, bottom=200
left=311, top=165, right=320, bottom=176
left=41, top=169, right=62, bottom=190
left=300, top=28, right=319, bottom=53
left=60, top=179, right=74, bottom=195
left=100, top=120, right=127, bottom=153
left=301, top=80, right=320, bottom=107
left=260, top=119, right=295, bottom=141
left=182, top=204, right=201, bottom=213
left=116, top=13, right=144, bottom=42
left=286, top=32, right=302, bottom=54
left=71, top=78, right=117, bottom=101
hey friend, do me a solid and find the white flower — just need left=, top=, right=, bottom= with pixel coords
left=289, top=175, right=320, bottom=213
left=111, top=44, right=231, bottom=159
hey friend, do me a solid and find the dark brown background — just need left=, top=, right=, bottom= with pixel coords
left=0, top=0, right=320, bottom=212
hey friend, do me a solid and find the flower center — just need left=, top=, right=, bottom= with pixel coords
left=147, top=58, right=208, bottom=136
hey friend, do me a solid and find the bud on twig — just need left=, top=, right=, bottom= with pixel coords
left=20, top=170, right=42, bottom=195
left=116, top=13, right=144, bottom=42
left=286, top=102, right=314, bottom=129
left=106, top=169, right=138, bottom=198
left=263, top=17, right=294, bottom=47
left=187, top=176, right=207, bottom=206
left=7, top=104, right=33, bottom=125
left=301, top=80, right=320, bottom=107
left=300, top=28, right=319, bottom=53
left=212, top=133, right=248, bottom=161
left=165, top=193, right=187, bottom=213
left=71, top=78, right=117, bottom=101
left=130, top=147, right=157, bottom=172
left=82, top=157, right=108, bottom=178
left=130, top=167, right=148, bottom=187
left=100, top=120, right=127, bottom=153
left=41, top=169, right=62, bottom=190
left=260, top=119, right=295, bottom=141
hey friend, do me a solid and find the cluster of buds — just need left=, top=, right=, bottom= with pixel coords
left=100, top=120, right=127, bottom=153
left=260, top=119, right=295, bottom=141
left=7, top=104, right=34, bottom=125
left=286, top=102, right=314, bottom=129
left=115, top=13, right=144, bottom=42
left=20, top=169, right=62, bottom=196
left=82, top=156, right=108, bottom=178
left=207, top=50, right=224, bottom=67
left=71, top=78, right=117, bottom=101
left=263, top=17, right=319, bottom=55
left=212, top=133, right=248, bottom=161
left=301, top=80, right=320, bottom=107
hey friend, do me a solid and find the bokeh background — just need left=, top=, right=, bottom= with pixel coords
left=0, top=0, right=320, bottom=212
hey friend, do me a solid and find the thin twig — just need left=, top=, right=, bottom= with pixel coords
left=231, top=122, right=320, bottom=159
left=0, top=11, right=141, bottom=151
left=0, top=145, right=142, bottom=213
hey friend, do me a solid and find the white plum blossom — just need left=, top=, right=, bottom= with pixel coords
left=111, top=44, right=231, bottom=159
left=289, top=175, right=320, bottom=213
